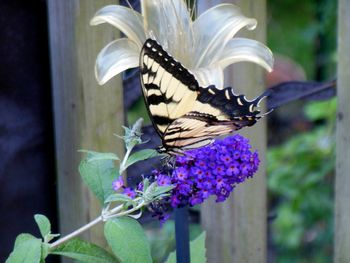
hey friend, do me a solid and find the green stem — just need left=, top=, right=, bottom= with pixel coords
left=49, top=216, right=103, bottom=249
left=104, top=201, right=146, bottom=220
left=120, top=146, right=132, bottom=175
left=49, top=203, right=139, bottom=250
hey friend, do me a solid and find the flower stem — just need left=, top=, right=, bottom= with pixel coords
left=120, top=146, right=132, bottom=174
left=49, top=216, right=102, bottom=249
left=49, top=202, right=144, bottom=249
left=105, top=201, right=145, bottom=220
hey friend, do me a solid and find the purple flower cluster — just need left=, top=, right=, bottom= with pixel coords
left=111, top=134, right=260, bottom=222
left=156, top=134, right=260, bottom=207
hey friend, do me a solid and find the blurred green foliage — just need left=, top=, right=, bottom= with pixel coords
left=267, top=0, right=337, bottom=261
left=268, top=99, right=336, bottom=263
left=267, top=0, right=337, bottom=80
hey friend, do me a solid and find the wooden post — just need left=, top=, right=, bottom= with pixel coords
left=200, top=1, right=267, bottom=262
left=47, top=0, right=124, bottom=250
left=335, top=0, right=350, bottom=262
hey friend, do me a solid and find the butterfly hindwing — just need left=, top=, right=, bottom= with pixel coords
left=163, top=110, right=259, bottom=151
left=194, top=85, right=270, bottom=124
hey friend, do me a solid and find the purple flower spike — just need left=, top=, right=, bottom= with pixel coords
left=163, top=135, right=259, bottom=208
left=148, top=134, right=260, bottom=223
left=112, top=176, right=124, bottom=191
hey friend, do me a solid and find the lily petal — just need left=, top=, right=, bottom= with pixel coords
left=141, top=0, right=194, bottom=66
left=191, top=66, right=224, bottom=90
left=215, top=38, right=274, bottom=72
left=193, top=4, right=257, bottom=68
left=90, top=5, right=146, bottom=49
left=95, top=38, right=139, bottom=85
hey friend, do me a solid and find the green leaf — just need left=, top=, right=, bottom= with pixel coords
left=41, top=243, right=50, bottom=261
left=6, top=234, right=42, bottom=263
left=79, top=155, right=117, bottom=204
left=152, top=185, right=175, bottom=198
left=142, top=178, right=150, bottom=192
left=165, top=232, right=206, bottom=263
left=143, top=183, right=174, bottom=202
left=122, top=119, right=144, bottom=150
left=34, top=214, right=51, bottom=239
left=51, top=238, right=118, bottom=263
left=125, top=149, right=160, bottom=170
left=104, top=218, right=152, bottom=263
left=105, top=193, right=133, bottom=204
left=79, top=150, right=120, bottom=162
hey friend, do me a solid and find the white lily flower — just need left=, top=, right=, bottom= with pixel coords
left=91, top=0, right=273, bottom=89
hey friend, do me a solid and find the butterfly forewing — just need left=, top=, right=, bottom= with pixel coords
left=140, top=39, right=200, bottom=136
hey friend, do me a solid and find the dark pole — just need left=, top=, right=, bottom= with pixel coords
left=175, top=207, right=190, bottom=263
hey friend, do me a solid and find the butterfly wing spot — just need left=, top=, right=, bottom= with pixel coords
left=208, top=89, right=216, bottom=95
left=225, top=90, right=231, bottom=100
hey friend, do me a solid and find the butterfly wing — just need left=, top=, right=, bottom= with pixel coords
left=140, top=39, right=200, bottom=137
left=139, top=38, right=271, bottom=153
left=163, top=87, right=270, bottom=151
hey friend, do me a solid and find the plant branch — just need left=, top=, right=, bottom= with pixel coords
left=49, top=202, right=145, bottom=250
left=120, top=146, right=132, bottom=174
left=49, top=215, right=102, bottom=249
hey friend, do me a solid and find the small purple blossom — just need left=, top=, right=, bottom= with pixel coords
left=157, top=174, right=172, bottom=186
left=112, top=176, right=124, bottom=191
left=174, top=167, right=189, bottom=181
left=123, top=187, right=136, bottom=198
left=137, top=182, right=144, bottom=191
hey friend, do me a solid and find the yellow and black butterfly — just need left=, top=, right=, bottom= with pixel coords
left=140, top=39, right=271, bottom=155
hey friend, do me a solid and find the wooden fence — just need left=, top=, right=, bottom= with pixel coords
left=47, top=0, right=348, bottom=262
left=200, top=1, right=267, bottom=262
left=48, top=0, right=124, bottom=250
left=335, top=0, right=350, bottom=261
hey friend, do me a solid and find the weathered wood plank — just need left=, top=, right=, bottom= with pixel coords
left=335, top=0, right=350, bottom=262
left=200, top=1, right=267, bottom=262
left=47, top=0, right=123, bottom=249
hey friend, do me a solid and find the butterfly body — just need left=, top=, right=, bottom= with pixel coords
left=140, top=39, right=271, bottom=155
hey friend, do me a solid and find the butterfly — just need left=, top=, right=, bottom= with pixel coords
left=140, top=38, right=271, bottom=155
